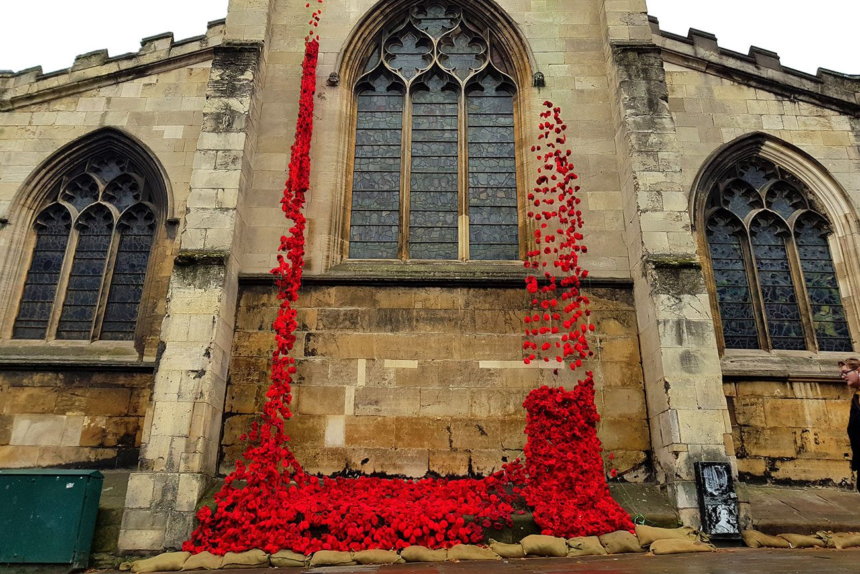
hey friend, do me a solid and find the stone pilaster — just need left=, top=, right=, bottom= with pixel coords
left=600, top=1, right=735, bottom=526
left=118, top=38, right=265, bottom=551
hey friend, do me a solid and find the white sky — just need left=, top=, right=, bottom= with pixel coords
left=0, top=1, right=857, bottom=76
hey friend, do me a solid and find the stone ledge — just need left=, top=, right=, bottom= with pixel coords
left=721, top=351, right=844, bottom=383
left=647, top=16, right=860, bottom=115
left=239, top=263, right=634, bottom=288
left=743, top=484, right=860, bottom=535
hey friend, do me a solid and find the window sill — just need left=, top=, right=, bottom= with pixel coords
left=0, top=340, right=155, bottom=371
left=239, top=261, right=634, bottom=288
left=721, top=349, right=849, bottom=383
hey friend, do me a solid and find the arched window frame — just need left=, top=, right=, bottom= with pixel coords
left=0, top=129, right=171, bottom=352
left=695, top=138, right=857, bottom=355
left=339, top=0, right=530, bottom=263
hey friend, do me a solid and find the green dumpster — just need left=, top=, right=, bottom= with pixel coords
left=0, top=469, right=104, bottom=569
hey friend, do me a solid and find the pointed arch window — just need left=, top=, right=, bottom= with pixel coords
left=12, top=152, right=158, bottom=341
left=704, top=156, right=852, bottom=352
left=347, top=1, right=520, bottom=261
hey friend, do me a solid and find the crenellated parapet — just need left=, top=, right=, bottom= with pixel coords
left=0, top=19, right=226, bottom=111
left=648, top=16, right=860, bottom=114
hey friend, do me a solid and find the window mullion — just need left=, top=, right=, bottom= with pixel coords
left=458, top=87, right=469, bottom=261
left=742, top=228, right=772, bottom=351
left=786, top=231, right=818, bottom=352
left=45, top=225, right=79, bottom=341
left=91, top=222, right=122, bottom=341
left=399, top=87, right=413, bottom=260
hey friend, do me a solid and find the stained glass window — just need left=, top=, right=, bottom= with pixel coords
left=102, top=205, right=156, bottom=340
left=467, top=72, right=517, bottom=260
left=795, top=214, right=852, bottom=352
left=348, top=0, right=519, bottom=261
left=704, top=155, right=853, bottom=352
left=705, top=212, right=758, bottom=349
left=12, top=150, right=159, bottom=341
left=12, top=205, right=72, bottom=339
left=750, top=215, right=805, bottom=350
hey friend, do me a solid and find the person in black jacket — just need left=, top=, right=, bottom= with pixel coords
left=838, top=358, right=860, bottom=491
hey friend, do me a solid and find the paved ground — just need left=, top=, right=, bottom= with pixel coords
left=178, top=549, right=860, bottom=574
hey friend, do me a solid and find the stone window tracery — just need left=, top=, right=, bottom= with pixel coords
left=347, top=1, right=519, bottom=261
left=704, top=156, right=852, bottom=352
left=13, top=152, right=157, bottom=341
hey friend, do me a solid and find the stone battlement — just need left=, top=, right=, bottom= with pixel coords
left=0, top=19, right=225, bottom=110
left=648, top=16, right=860, bottom=112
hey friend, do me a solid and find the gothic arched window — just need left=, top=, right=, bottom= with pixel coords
left=347, top=1, right=519, bottom=261
left=704, top=156, right=852, bottom=352
left=13, top=152, right=158, bottom=341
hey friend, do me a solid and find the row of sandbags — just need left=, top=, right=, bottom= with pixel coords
left=742, top=530, right=860, bottom=549
left=126, top=525, right=715, bottom=572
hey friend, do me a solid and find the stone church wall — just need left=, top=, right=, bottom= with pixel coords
left=656, top=24, right=860, bottom=485
left=220, top=281, right=652, bottom=481
left=0, top=25, right=221, bottom=469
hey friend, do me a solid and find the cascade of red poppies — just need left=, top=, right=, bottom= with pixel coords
left=518, top=102, right=633, bottom=537
left=183, top=6, right=630, bottom=555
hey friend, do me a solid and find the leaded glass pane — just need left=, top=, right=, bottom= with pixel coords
left=467, top=73, right=517, bottom=260
left=414, top=3, right=458, bottom=38
left=350, top=74, right=404, bottom=259
left=101, top=205, right=155, bottom=340
left=766, top=182, right=807, bottom=220
left=795, top=215, right=852, bottom=352
left=385, top=29, right=432, bottom=80
left=88, top=153, right=128, bottom=182
left=57, top=205, right=114, bottom=340
left=737, top=157, right=776, bottom=190
left=439, top=30, right=486, bottom=80
left=61, top=173, right=99, bottom=212
left=750, top=215, right=806, bottom=350
left=721, top=180, right=762, bottom=220
left=409, top=72, right=459, bottom=260
left=13, top=205, right=72, bottom=339
left=103, top=173, right=143, bottom=212
left=706, top=212, right=758, bottom=349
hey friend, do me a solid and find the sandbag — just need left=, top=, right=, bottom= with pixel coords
left=778, top=534, right=824, bottom=549
left=447, top=544, right=501, bottom=561
left=309, top=551, right=356, bottom=567
left=831, top=532, right=860, bottom=549
left=182, top=552, right=223, bottom=571
left=489, top=540, right=525, bottom=559
left=268, top=550, right=309, bottom=568
left=567, top=536, right=607, bottom=557
left=650, top=539, right=715, bottom=555
left=353, top=550, right=404, bottom=564
left=220, top=550, right=268, bottom=569
left=401, top=546, right=447, bottom=562
left=741, top=530, right=791, bottom=549
left=635, top=525, right=698, bottom=547
left=520, top=534, right=568, bottom=557
left=132, top=552, right=191, bottom=573
left=599, top=530, right=645, bottom=554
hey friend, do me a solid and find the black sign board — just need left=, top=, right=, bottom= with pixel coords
left=694, top=461, right=741, bottom=539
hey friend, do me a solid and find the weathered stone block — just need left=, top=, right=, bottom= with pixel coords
left=429, top=450, right=470, bottom=476
left=295, top=386, right=346, bottom=416
left=344, top=416, right=395, bottom=448
left=394, top=418, right=450, bottom=450
left=354, top=388, right=419, bottom=417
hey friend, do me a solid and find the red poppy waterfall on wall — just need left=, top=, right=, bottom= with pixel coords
left=183, top=3, right=630, bottom=556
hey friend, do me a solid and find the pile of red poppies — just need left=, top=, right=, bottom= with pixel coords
left=182, top=14, right=631, bottom=555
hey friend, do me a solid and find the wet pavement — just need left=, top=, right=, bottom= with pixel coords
left=192, top=548, right=860, bottom=574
